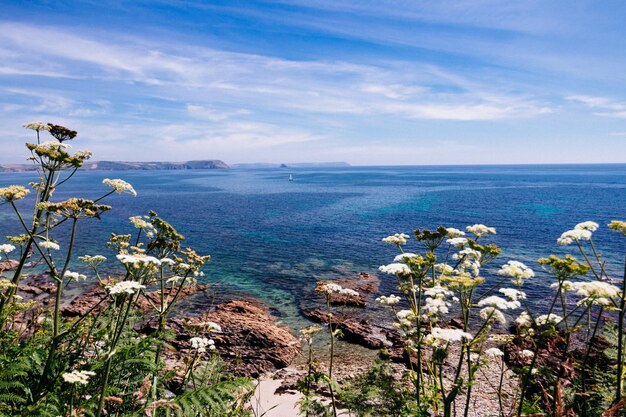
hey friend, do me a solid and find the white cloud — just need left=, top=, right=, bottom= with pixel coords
left=567, top=95, right=626, bottom=118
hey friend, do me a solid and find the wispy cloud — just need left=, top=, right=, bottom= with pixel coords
left=567, top=95, right=626, bottom=118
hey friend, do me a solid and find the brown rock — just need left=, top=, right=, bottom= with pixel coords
left=0, top=259, right=19, bottom=272
left=315, top=272, right=380, bottom=308
left=302, top=307, right=392, bottom=349
left=182, top=300, right=301, bottom=377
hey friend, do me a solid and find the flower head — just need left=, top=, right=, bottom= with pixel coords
left=0, top=185, right=30, bottom=202
left=103, top=179, right=137, bottom=197
left=0, top=244, right=16, bottom=254
left=477, top=296, right=520, bottom=310
left=39, top=240, right=60, bottom=251
left=480, top=307, right=507, bottom=324
left=382, top=233, right=410, bottom=245
left=62, top=370, right=96, bottom=385
left=393, top=252, right=418, bottom=263
left=189, top=336, right=215, bottom=353
left=47, top=123, right=77, bottom=142
left=466, top=224, right=496, bottom=237
left=535, top=314, right=563, bottom=325
left=379, top=263, right=411, bottom=275
left=425, top=327, right=473, bottom=345
left=22, top=121, right=51, bottom=132
left=315, top=282, right=359, bottom=297
left=79, top=254, right=107, bottom=267
left=446, top=227, right=465, bottom=238
left=557, top=229, right=592, bottom=246
left=107, top=280, right=146, bottom=295
left=608, top=220, right=626, bottom=237
left=446, top=237, right=468, bottom=248
left=485, top=347, right=504, bottom=358
left=64, top=270, right=87, bottom=281
left=376, top=294, right=401, bottom=305
left=497, top=261, right=534, bottom=284
left=575, top=221, right=599, bottom=232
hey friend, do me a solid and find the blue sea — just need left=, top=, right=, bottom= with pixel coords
left=1, top=165, right=625, bottom=328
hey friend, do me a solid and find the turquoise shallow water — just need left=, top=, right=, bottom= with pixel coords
left=1, top=164, right=625, bottom=328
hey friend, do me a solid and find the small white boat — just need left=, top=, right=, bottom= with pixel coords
left=288, top=174, right=293, bottom=181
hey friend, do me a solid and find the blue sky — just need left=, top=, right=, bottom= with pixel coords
left=1, top=0, right=626, bottom=165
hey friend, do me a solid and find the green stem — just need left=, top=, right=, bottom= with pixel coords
left=616, top=257, right=626, bottom=404
left=53, top=218, right=78, bottom=338
left=326, top=296, right=338, bottom=417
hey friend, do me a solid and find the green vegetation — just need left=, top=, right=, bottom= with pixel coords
left=2, top=122, right=626, bottom=416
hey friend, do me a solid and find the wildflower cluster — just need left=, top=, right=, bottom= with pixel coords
left=103, top=179, right=137, bottom=197
left=0, top=185, right=30, bottom=202
left=62, top=370, right=96, bottom=385
left=189, top=337, right=215, bottom=353
left=107, top=280, right=146, bottom=295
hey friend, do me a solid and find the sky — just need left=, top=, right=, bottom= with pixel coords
left=1, top=0, right=626, bottom=165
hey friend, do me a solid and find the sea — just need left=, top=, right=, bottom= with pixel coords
left=1, top=164, right=625, bottom=328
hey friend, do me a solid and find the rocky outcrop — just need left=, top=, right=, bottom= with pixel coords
left=302, top=307, right=393, bottom=349
left=182, top=300, right=301, bottom=377
left=310, top=272, right=379, bottom=308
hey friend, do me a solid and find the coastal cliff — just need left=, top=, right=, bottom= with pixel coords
left=0, top=160, right=230, bottom=172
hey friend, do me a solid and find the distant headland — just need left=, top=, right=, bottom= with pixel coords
left=0, top=160, right=230, bottom=172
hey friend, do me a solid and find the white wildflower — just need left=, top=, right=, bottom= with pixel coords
left=23, top=121, right=51, bottom=131
left=557, top=229, right=592, bottom=246
left=39, top=240, right=60, bottom=251
left=515, top=311, right=532, bottom=328
left=485, top=347, right=504, bottom=358
left=166, top=275, right=185, bottom=284
left=428, top=327, right=473, bottom=343
left=395, top=309, right=416, bottom=327
left=64, top=270, right=87, bottom=281
left=575, top=221, right=599, bottom=232
left=316, top=283, right=359, bottom=298
left=79, top=254, right=107, bottom=266
left=393, top=252, right=418, bottom=262
left=480, top=307, right=507, bottom=324
left=446, top=227, right=465, bottom=238
left=453, top=248, right=481, bottom=261
left=129, top=215, right=156, bottom=237
left=422, top=297, right=450, bottom=316
left=340, top=288, right=359, bottom=297
left=446, top=237, right=468, bottom=248
left=107, top=281, right=146, bottom=295
left=477, top=296, right=520, bottom=310
left=379, top=263, right=411, bottom=275
left=499, top=288, right=527, bottom=301
left=117, top=254, right=162, bottom=268
left=434, top=263, right=454, bottom=274
left=535, top=314, right=563, bottom=325
left=572, top=281, right=620, bottom=299
left=551, top=280, right=575, bottom=291
left=497, top=261, right=534, bottom=284
left=103, top=178, right=137, bottom=197
left=376, top=294, right=401, bottom=305
left=205, top=322, right=222, bottom=333
left=0, top=185, right=30, bottom=202
left=382, top=233, right=410, bottom=245
left=0, top=244, right=16, bottom=254
left=62, top=370, right=96, bottom=385
left=424, top=285, right=454, bottom=298
left=190, top=336, right=215, bottom=353
left=38, top=140, right=71, bottom=150
left=467, top=224, right=496, bottom=237
left=520, top=349, right=534, bottom=359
